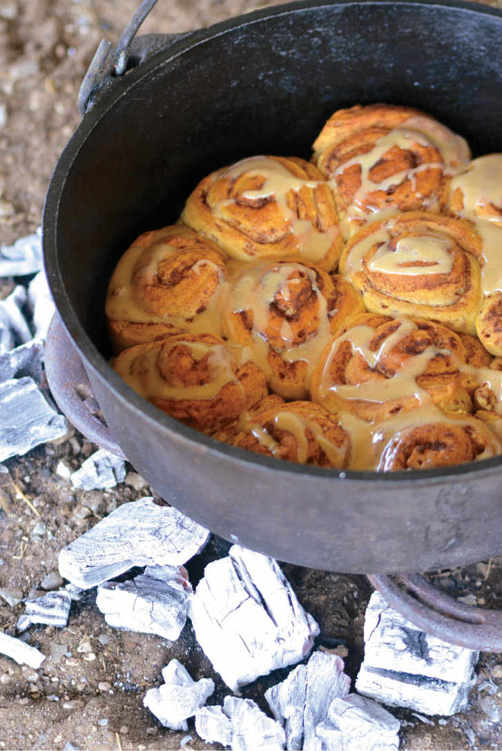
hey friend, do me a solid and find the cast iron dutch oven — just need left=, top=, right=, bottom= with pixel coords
left=43, top=0, right=502, bottom=578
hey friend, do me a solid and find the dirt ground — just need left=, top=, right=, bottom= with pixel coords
left=1, top=1, right=502, bottom=749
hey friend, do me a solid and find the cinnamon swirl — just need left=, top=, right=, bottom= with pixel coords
left=222, top=259, right=365, bottom=399
left=378, top=413, right=502, bottom=471
left=339, top=211, right=483, bottom=334
left=231, top=400, right=351, bottom=469
left=311, top=314, right=481, bottom=422
left=112, top=334, right=267, bottom=431
left=313, top=104, right=470, bottom=238
left=182, top=156, right=343, bottom=270
left=106, top=224, right=227, bottom=352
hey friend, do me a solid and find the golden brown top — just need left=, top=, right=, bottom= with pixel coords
left=339, top=211, right=483, bottom=335
left=233, top=400, right=351, bottom=469
left=112, top=333, right=267, bottom=431
left=182, top=155, right=343, bottom=269
left=222, top=259, right=364, bottom=398
left=313, top=104, right=470, bottom=238
left=106, top=224, right=228, bottom=350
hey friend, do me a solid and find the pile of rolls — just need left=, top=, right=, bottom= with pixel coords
left=106, top=104, right=502, bottom=472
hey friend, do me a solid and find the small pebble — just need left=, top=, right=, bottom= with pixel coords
left=40, top=571, right=64, bottom=590
left=492, top=665, right=502, bottom=680
left=56, top=461, right=72, bottom=481
left=125, top=472, right=148, bottom=491
left=30, top=521, right=46, bottom=539
left=83, top=652, right=96, bottom=662
left=0, top=588, right=23, bottom=607
left=98, top=682, right=111, bottom=692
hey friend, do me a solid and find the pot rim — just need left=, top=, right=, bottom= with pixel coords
left=43, top=0, right=502, bottom=485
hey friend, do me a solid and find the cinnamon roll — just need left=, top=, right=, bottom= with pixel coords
left=106, top=224, right=227, bottom=352
left=222, top=259, right=365, bottom=399
left=182, top=156, right=343, bottom=270
left=231, top=400, right=351, bottom=469
left=312, top=104, right=470, bottom=238
left=339, top=211, right=483, bottom=334
left=377, top=413, right=501, bottom=471
left=311, top=314, right=480, bottom=422
left=444, top=155, right=502, bottom=354
left=112, top=334, right=267, bottom=431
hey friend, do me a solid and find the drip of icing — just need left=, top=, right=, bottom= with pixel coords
left=401, top=115, right=470, bottom=170
left=368, top=235, right=454, bottom=276
left=214, top=156, right=337, bottom=262
left=249, top=409, right=348, bottom=466
left=226, top=261, right=334, bottom=385
left=318, top=319, right=442, bottom=405
left=331, top=128, right=443, bottom=233
left=330, top=116, right=469, bottom=235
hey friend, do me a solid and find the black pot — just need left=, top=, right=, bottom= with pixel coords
left=43, top=0, right=502, bottom=575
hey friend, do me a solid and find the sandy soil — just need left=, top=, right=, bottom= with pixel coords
left=1, top=1, right=502, bottom=749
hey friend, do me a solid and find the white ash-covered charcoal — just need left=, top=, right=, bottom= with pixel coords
left=356, top=663, right=475, bottom=717
left=0, top=631, right=45, bottom=669
left=96, top=564, right=192, bottom=640
left=315, top=693, right=400, bottom=751
left=0, top=286, right=31, bottom=353
left=17, top=590, right=71, bottom=632
left=70, top=448, right=126, bottom=491
left=0, top=228, right=43, bottom=277
left=362, top=592, right=479, bottom=684
left=27, top=270, right=55, bottom=341
left=0, top=377, right=68, bottom=462
left=190, top=545, right=319, bottom=691
left=143, top=659, right=214, bottom=731
left=224, top=696, right=286, bottom=751
left=195, top=705, right=233, bottom=747
left=356, top=592, right=479, bottom=716
left=0, top=339, right=43, bottom=384
left=59, top=497, right=210, bottom=589
left=265, top=651, right=351, bottom=751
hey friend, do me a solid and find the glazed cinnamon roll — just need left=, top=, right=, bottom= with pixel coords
left=311, top=314, right=480, bottom=422
left=312, top=104, right=470, bottom=238
left=222, top=259, right=365, bottom=399
left=182, top=156, right=343, bottom=270
left=339, top=211, right=483, bottom=334
left=106, top=225, right=227, bottom=352
left=112, top=334, right=267, bottom=431
left=377, top=413, right=502, bottom=471
left=231, top=400, right=351, bottom=469
left=444, top=155, right=502, bottom=354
